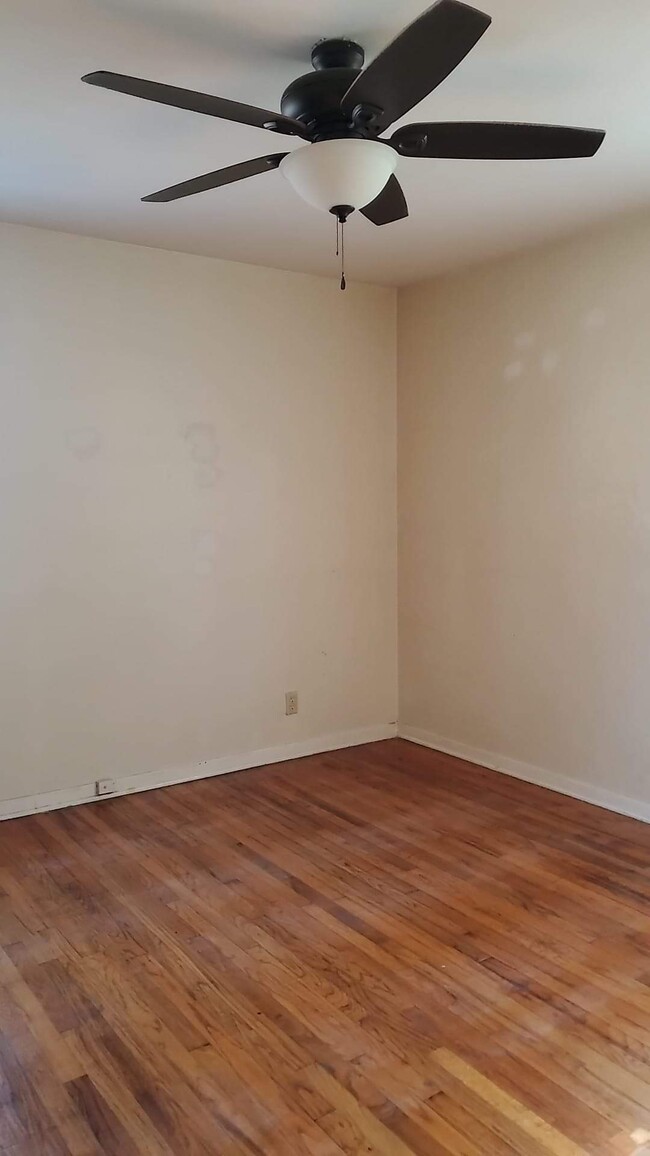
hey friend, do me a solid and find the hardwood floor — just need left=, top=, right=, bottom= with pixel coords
left=1, top=738, right=650, bottom=1155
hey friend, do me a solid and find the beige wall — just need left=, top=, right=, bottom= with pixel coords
left=0, top=222, right=397, bottom=805
left=5, top=209, right=650, bottom=817
left=398, top=212, right=650, bottom=810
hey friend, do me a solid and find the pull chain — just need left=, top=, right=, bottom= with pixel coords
left=333, top=207, right=351, bottom=291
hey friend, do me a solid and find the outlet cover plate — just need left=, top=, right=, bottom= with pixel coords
left=95, top=778, right=117, bottom=796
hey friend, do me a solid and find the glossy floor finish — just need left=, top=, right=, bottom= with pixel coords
left=1, top=739, right=650, bottom=1155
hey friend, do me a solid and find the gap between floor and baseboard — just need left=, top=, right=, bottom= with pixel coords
left=0, top=723, right=397, bottom=822
left=398, top=725, right=650, bottom=826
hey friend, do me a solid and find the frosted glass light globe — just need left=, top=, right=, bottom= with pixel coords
left=280, top=138, right=397, bottom=213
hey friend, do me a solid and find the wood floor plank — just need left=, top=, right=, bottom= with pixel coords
left=0, top=738, right=648, bottom=1154
left=432, top=1048, right=589, bottom=1156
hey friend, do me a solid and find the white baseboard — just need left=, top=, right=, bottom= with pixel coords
left=399, top=725, right=650, bottom=826
left=8, top=720, right=647, bottom=829
left=0, top=723, right=397, bottom=822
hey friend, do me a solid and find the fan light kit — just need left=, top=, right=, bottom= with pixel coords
left=280, top=139, right=398, bottom=216
left=82, top=0, right=606, bottom=289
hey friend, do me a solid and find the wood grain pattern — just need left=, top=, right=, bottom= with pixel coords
left=0, top=738, right=649, bottom=1155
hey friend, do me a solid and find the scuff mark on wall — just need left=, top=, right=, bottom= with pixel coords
left=184, top=422, right=221, bottom=489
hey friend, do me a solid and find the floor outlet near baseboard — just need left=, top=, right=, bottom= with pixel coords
left=95, top=778, right=117, bottom=796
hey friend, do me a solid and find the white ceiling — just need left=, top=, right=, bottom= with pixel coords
left=2, top=0, right=650, bottom=286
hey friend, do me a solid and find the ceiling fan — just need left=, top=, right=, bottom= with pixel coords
left=82, top=0, right=605, bottom=288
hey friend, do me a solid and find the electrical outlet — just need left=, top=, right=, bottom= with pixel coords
left=95, top=778, right=117, bottom=796
left=285, top=691, right=298, bottom=716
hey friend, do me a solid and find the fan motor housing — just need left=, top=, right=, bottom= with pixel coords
left=281, top=39, right=368, bottom=140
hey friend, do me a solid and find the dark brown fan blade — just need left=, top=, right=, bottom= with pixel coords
left=361, top=176, right=409, bottom=225
left=82, top=72, right=307, bottom=137
left=142, top=154, right=287, bottom=202
left=341, top=1, right=491, bottom=133
left=391, top=121, right=606, bottom=159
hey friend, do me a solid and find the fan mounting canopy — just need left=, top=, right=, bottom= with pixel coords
left=311, top=39, right=365, bottom=72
